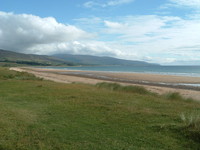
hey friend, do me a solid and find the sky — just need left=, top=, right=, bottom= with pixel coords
left=0, top=0, right=200, bottom=65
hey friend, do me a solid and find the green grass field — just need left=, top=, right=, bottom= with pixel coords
left=0, top=67, right=200, bottom=150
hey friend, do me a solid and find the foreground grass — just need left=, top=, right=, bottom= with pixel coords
left=0, top=67, right=200, bottom=149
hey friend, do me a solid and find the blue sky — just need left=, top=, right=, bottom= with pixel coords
left=0, top=0, right=200, bottom=65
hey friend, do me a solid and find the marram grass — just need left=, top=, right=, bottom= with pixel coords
left=96, top=82, right=150, bottom=95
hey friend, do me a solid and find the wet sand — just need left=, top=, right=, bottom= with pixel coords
left=10, top=67, right=200, bottom=101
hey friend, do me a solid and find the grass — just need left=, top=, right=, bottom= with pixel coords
left=96, top=82, right=150, bottom=95
left=0, top=68, right=42, bottom=81
left=180, top=111, right=200, bottom=130
left=0, top=67, right=200, bottom=149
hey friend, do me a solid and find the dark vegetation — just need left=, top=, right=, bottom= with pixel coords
left=0, top=67, right=200, bottom=149
left=0, top=49, right=158, bottom=67
left=96, top=82, right=150, bottom=95
left=0, top=49, right=74, bottom=66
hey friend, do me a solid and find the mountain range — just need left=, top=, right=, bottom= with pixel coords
left=0, top=49, right=158, bottom=66
left=52, top=54, right=155, bottom=66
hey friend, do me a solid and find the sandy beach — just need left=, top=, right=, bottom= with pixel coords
left=10, top=67, right=200, bottom=101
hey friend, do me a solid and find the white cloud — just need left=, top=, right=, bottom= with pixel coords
left=169, top=0, right=200, bottom=8
left=104, top=20, right=124, bottom=29
left=1, top=10, right=200, bottom=65
left=161, top=0, right=200, bottom=10
left=0, top=11, right=124, bottom=57
left=83, top=0, right=134, bottom=8
left=74, top=14, right=200, bottom=64
left=83, top=1, right=97, bottom=8
left=106, top=0, right=134, bottom=6
left=27, top=40, right=122, bottom=57
left=0, top=11, right=93, bottom=53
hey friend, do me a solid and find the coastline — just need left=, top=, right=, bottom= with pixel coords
left=10, top=67, right=200, bottom=101
left=42, top=66, right=200, bottom=78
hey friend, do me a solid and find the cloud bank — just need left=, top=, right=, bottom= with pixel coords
left=0, top=11, right=94, bottom=54
left=75, top=14, right=200, bottom=64
left=0, top=11, right=122, bottom=57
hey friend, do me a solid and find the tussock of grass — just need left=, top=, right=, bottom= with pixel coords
left=181, top=111, right=200, bottom=130
left=180, top=111, right=200, bottom=142
left=165, top=92, right=183, bottom=100
left=164, top=92, right=194, bottom=103
left=96, top=82, right=150, bottom=95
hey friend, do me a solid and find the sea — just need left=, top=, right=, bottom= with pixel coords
left=45, top=65, right=200, bottom=77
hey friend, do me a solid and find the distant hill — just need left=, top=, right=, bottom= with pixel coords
left=0, top=49, right=158, bottom=67
left=0, top=49, right=73, bottom=66
left=52, top=54, right=158, bottom=66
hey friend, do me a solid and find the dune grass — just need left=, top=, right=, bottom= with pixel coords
left=0, top=67, right=200, bottom=149
left=0, top=68, right=42, bottom=81
left=96, top=82, right=150, bottom=95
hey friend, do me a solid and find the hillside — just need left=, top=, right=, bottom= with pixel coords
left=0, top=49, right=158, bottom=67
left=0, top=49, right=73, bottom=66
left=0, top=67, right=199, bottom=149
left=52, top=54, right=157, bottom=66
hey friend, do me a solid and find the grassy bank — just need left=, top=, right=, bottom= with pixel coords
left=0, top=67, right=200, bottom=149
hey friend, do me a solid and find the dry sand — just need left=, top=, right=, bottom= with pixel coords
left=10, top=67, right=200, bottom=101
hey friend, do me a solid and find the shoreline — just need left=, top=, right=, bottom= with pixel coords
left=10, top=67, right=200, bottom=101
left=42, top=66, right=200, bottom=78
left=57, top=71, right=200, bottom=91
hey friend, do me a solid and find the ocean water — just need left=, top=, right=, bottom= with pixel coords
left=45, top=65, right=200, bottom=77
